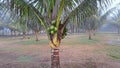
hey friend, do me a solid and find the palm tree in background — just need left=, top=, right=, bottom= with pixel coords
left=27, top=17, right=42, bottom=41
left=99, top=2, right=120, bottom=35
left=81, top=15, right=100, bottom=40
left=111, top=10, right=120, bottom=35
left=1, top=0, right=115, bottom=68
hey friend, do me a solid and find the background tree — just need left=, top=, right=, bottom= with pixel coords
left=111, top=10, right=120, bottom=35
left=99, top=3, right=120, bottom=35
left=80, top=15, right=100, bottom=40
left=27, top=17, right=42, bottom=41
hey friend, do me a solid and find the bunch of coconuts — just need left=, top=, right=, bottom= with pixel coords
left=47, top=20, right=57, bottom=35
left=47, top=20, right=68, bottom=39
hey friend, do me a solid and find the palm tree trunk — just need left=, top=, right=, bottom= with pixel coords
left=88, top=30, right=92, bottom=40
left=11, top=30, right=13, bottom=36
left=35, top=30, right=39, bottom=41
left=93, top=30, right=96, bottom=36
left=51, top=48, right=60, bottom=68
left=14, top=31, right=16, bottom=36
left=23, top=32, right=26, bottom=39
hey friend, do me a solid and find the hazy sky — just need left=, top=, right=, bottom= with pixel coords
left=112, top=0, right=120, bottom=7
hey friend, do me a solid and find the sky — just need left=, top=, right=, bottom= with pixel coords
left=111, top=0, right=120, bottom=7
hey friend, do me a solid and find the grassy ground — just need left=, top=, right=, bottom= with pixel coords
left=0, top=34, right=120, bottom=68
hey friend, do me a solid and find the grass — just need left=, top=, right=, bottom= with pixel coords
left=0, top=47, right=19, bottom=51
left=0, top=34, right=120, bottom=68
left=0, top=34, right=120, bottom=60
left=16, top=39, right=49, bottom=45
left=79, top=38, right=100, bottom=44
left=16, top=55, right=34, bottom=62
left=62, top=35, right=100, bottom=46
left=105, top=45, right=120, bottom=59
left=9, top=35, right=101, bottom=46
left=108, top=54, right=120, bottom=59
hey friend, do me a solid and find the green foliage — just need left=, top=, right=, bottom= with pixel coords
left=51, top=20, right=56, bottom=25
left=61, top=36, right=100, bottom=45
left=108, top=54, right=120, bottom=59
left=17, top=56, right=34, bottom=62
left=80, top=15, right=100, bottom=31
left=4, top=0, right=115, bottom=43
left=16, top=39, right=49, bottom=45
left=106, top=45, right=120, bottom=59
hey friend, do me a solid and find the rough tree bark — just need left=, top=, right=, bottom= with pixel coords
left=34, top=30, right=39, bottom=41
left=22, top=32, right=26, bottom=39
left=88, top=30, right=92, bottom=40
left=51, top=48, right=60, bottom=68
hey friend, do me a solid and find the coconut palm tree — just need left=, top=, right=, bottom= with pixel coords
left=80, top=15, right=100, bottom=40
left=110, top=10, right=120, bottom=35
left=27, top=17, right=42, bottom=41
left=4, top=0, right=115, bottom=68
left=99, top=2, right=120, bottom=34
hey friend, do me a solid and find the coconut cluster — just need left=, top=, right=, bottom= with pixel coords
left=47, top=20, right=68, bottom=39
left=47, top=20, right=57, bottom=34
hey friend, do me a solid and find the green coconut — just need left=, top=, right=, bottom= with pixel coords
left=54, top=27, right=57, bottom=31
left=50, top=25, right=54, bottom=29
left=50, top=30, right=55, bottom=34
